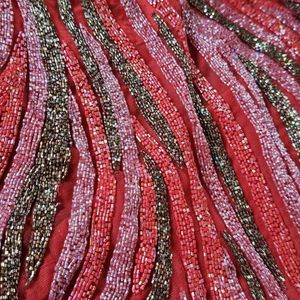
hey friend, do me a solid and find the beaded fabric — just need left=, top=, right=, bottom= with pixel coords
left=0, top=0, right=300, bottom=299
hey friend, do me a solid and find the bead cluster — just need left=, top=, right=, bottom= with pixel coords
left=223, top=232, right=266, bottom=300
left=154, top=13, right=283, bottom=284
left=82, top=0, right=184, bottom=166
left=132, top=160, right=158, bottom=295
left=0, top=0, right=48, bottom=250
left=0, top=0, right=71, bottom=295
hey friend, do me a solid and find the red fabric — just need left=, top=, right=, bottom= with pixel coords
left=5, top=0, right=298, bottom=299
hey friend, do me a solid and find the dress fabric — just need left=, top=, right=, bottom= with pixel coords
left=0, top=0, right=300, bottom=299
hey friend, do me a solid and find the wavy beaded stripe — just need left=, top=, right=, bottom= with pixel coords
left=162, top=8, right=300, bottom=289
left=132, top=160, right=158, bottom=295
left=223, top=232, right=266, bottom=300
left=0, top=0, right=13, bottom=68
left=188, top=0, right=300, bottom=78
left=49, top=93, right=95, bottom=300
left=134, top=120, right=207, bottom=299
left=142, top=152, right=172, bottom=300
left=80, top=28, right=141, bottom=300
left=58, top=0, right=122, bottom=170
left=240, top=56, right=300, bottom=159
left=0, top=33, right=27, bottom=180
left=24, top=0, right=71, bottom=281
left=0, top=0, right=48, bottom=248
left=63, top=47, right=117, bottom=300
left=1, top=1, right=300, bottom=299
left=120, top=1, right=246, bottom=298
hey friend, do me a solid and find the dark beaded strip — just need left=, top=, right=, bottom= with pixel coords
left=0, top=0, right=71, bottom=297
left=142, top=152, right=172, bottom=300
left=81, top=0, right=183, bottom=165
left=154, top=14, right=284, bottom=284
left=58, top=0, right=121, bottom=170
left=282, top=0, right=300, bottom=18
left=240, top=55, right=300, bottom=159
left=188, top=0, right=300, bottom=78
left=223, top=232, right=266, bottom=300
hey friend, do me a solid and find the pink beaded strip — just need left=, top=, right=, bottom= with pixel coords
left=0, top=0, right=13, bottom=68
left=0, top=33, right=27, bottom=180
left=221, top=0, right=300, bottom=59
left=184, top=6, right=300, bottom=226
left=81, top=27, right=141, bottom=300
left=204, top=0, right=288, bottom=55
left=49, top=93, right=95, bottom=300
left=252, top=0, right=300, bottom=33
left=132, top=161, right=157, bottom=294
left=0, top=0, right=48, bottom=245
left=120, top=1, right=244, bottom=298
left=134, top=120, right=207, bottom=299
left=63, top=47, right=116, bottom=300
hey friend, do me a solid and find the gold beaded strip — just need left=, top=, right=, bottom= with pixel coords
left=0, top=0, right=71, bottom=297
left=81, top=0, right=183, bottom=165
left=188, top=0, right=300, bottom=78
left=154, top=14, right=284, bottom=283
left=58, top=0, right=121, bottom=170
left=223, top=232, right=266, bottom=300
left=240, top=55, right=300, bottom=159
left=142, top=152, right=172, bottom=300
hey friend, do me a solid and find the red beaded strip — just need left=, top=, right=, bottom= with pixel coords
left=134, top=120, right=207, bottom=299
left=132, top=161, right=158, bottom=295
left=0, top=0, right=13, bottom=68
left=63, top=46, right=116, bottom=300
left=0, top=33, right=27, bottom=180
left=81, top=27, right=142, bottom=299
